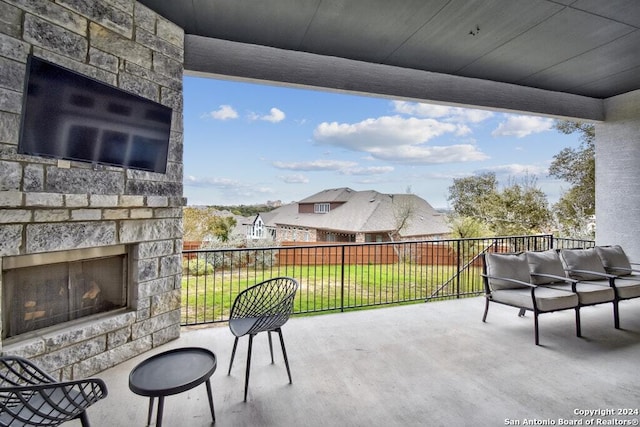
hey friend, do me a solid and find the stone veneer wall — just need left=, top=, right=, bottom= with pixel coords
left=0, top=0, right=184, bottom=379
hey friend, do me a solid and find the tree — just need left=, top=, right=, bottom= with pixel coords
left=447, top=174, right=551, bottom=236
left=446, top=172, right=498, bottom=219
left=391, top=191, right=417, bottom=240
left=210, top=216, right=237, bottom=242
left=183, top=207, right=237, bottom=243
left=448, top=215, right=491, bottom=239
left=548, top=121, right=595, bottom=237
left=183, top=207, right=218, bottom=242
left=484, top=177, right=551, bottom=236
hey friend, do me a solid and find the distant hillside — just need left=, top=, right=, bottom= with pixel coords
left=188, top=202, right=281, bottom=217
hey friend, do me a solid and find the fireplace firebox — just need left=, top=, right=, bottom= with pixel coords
left=2, top=246, right=128, bottom=339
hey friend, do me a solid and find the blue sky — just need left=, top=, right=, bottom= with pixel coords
left=183, top=75, right=581, bottom=210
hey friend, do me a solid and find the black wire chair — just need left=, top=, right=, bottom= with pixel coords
left=227, top=276, right=299, bottom=401
left=0, top=355, right=107, bottom=426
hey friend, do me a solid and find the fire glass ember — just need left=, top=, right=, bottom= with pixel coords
left=2, top=253, right=127, bottom=339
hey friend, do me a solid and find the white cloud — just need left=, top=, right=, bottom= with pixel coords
left=370, top=143, right=489, bottom=163
left=392, top=101, right=494, bottom=123
left=338, top=166, right=394, bottom=175
left=313, top=115, right=488, bottom=164
left=272, top=160, right=357, bottom=171
left=205, top=105, right=238, bottom=120
left=249, top=107, right=286, bottom=123
left=184, top=176, right=241, bottom=188
left=184, top=175, right=274, bottom=196
left=272, top=161, right=393, bottom=177
left=315, top=116, right=455, bottom=147
left=478, top=164, right=547, bottom=176
left=491, top=115, right=554, bottom=138
left=280, top=174, right=309, bottom=184
left=455, top=124, right=472, bottom=136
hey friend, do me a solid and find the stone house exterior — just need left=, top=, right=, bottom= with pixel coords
left=247, top=188, right=450, bottom=244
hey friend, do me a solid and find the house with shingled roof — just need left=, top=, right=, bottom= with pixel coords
left=246, top=188, right=450, bottom=243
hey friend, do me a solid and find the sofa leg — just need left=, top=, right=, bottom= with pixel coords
left=482, top=298, right=490, bottom=322
left=518, top=308, right=526, bottom=317
left=613, top=300, right=620, bottom=329
left=575, top=307, right=581, bottom=337
left=534, top=312, right=540, bottom=345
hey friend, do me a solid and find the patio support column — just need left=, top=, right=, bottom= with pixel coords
left=595, top=89, right=640, bottom=261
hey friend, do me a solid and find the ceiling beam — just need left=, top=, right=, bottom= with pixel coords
left=185, top=35, right=604, bottom=122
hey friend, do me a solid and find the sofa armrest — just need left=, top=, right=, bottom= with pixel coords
left=530, top=273, right=578, bottom=291
left=565, top=269, right=617, bottom=287
left=606, top=266, right=640, bottom=275
left=481, top=274, right=535, bottom=289
left=565, top=269, right=616, bottom=279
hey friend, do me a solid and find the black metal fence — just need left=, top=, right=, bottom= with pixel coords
left=181, top=234, right=594, bottom=326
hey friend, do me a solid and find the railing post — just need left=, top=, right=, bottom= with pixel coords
left=340, top=245, right=345, bottom=312
left=456, top=239, right=461, bottom=299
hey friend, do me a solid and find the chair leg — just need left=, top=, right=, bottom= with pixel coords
left=613, top=300, right=620, bottom=329
left=575, top=307, right=582, bottom=337
left=534, top=312, right=540, bottom=345
left=228, top=336, right=239, bottom=375
left=268, top=331, right=274, bottom=364
left=78, top=411, right=90, bottom=427
left=277, top=328, right=293, bottom=384
left=244, top=334, right=254, bottom=402
left=518, top=308, right=526, bottom=317
left=482, top=298, right=490, bottom=322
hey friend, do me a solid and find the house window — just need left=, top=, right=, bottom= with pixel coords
left=314, top=203, right=330, bottom=213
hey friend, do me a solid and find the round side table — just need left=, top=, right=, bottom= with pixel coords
left=129, top=347, right=217, bottom=426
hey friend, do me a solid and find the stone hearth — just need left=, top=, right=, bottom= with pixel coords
left=0, top=0, right=185, bottom=379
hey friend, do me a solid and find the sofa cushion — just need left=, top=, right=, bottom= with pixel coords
left=559, top=248, right=608, bottom=280
left=526, top=250, right=566, bottom=285
left=484, top=252, right=531, bottom=291
left=546, top=281, right=615, bottom=305
left=595, top=245, right=632, bottom=276
left=612, top=276, right=640, bottom=299
left=491, top=287, right=578, bottom=312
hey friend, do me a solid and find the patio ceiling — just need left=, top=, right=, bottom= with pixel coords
left=138, top=0, right=640, bottom=120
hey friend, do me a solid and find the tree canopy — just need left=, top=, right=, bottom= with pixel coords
left=447, top=174, right=551, bottom=236
left=447, top=172, right=498, bottom=219
left=183, top=207, right=237, bottom=242
left=548, top=120, right=595, bottom=238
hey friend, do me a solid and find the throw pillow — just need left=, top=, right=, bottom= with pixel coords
left=485, top=252, right=531, bottom=290
left=526, top=250, right=566, bottom=285
left=559, top=248, right=607, bottom=280
left=595, top=245, right=632, bottom=276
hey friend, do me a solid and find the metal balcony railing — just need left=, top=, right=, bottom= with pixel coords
left=180, top=234, right=594, bottom=326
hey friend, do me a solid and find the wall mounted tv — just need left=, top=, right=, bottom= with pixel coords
left=19, top=55, right=172, bottom=173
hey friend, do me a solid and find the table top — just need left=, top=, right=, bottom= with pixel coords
left=129, top=347, right=217, bottom=397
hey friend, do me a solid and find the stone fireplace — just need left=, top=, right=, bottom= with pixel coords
left=0, top=0, right=185, bottom=379
left=2, top=246, right=128, bottom=339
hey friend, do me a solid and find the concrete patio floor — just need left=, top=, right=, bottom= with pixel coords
left=81, top=297, right=640, bottom=427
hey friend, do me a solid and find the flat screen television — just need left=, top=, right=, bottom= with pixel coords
left=19, top=55, right=172, bottom=173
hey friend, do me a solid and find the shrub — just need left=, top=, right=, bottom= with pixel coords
left=182, top=258, right=213, bottom=276
left=197, top=237, right=278, bottom=270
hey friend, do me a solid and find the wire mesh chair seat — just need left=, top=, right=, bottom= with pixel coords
left=0, top=356, right=107, bottom=427
left=227, top=276, right=299, bottom=401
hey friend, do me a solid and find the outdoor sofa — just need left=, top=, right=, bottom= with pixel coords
left=481, top=245, right=640, bottom=345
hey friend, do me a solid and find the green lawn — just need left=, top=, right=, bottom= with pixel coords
left=181, top=264, right=484, bottom=325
